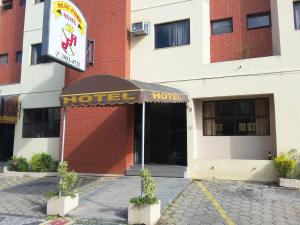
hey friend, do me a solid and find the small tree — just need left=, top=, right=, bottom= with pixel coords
left=130, top=169, right=158, bottom=205
left=46, top=162, right=78, bottom=198
left=274, top=154, right=297, bottom=178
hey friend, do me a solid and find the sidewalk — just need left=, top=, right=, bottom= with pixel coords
left=69, top=176, right=190, bottom=223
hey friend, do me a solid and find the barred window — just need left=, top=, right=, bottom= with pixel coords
left=23, top=108, right=61, bottom=138
left=203, top=98, right=270, bottom=136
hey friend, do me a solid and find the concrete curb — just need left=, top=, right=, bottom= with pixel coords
left=279, top=177, right=300, bottom=189
left=3, top=167, right=57, bottom=178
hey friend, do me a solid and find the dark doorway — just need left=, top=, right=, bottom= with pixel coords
left=0, top=124, right=15, bottom=161
left=134, top=103, right=187, bottom=166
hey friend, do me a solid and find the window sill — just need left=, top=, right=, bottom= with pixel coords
left=22, top=137, right=60, bottom=139
left=203, top=135, right=271, bottom=137
left=154, top=43, right=190, bottom=51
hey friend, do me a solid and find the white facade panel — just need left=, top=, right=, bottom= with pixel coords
left=13, top=1, right=66, bottom=160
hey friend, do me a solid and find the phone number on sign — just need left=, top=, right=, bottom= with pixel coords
left=56, top=51, right=81, bottom=68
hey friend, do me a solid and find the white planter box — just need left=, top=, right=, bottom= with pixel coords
left=47, top=194, right=79, bottom=216
left=128, top=200, right=161, bottom=225
left=279, top=178, right=300, bottom=189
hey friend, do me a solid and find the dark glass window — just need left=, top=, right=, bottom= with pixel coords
left=294, top=1, right=300, bottom=30
left=247, top=12, right=271, bottom=30
left=203, top=98, right=270, bottom=136
left=31, top=44, right=42, bottom=65
left=31, top=44, right=50, bottom=65
left=23, top=108, right=61, bottom=138
left=35, top=0, right=44, bottom=3
left=0, top=54, right=8, bottom=64
left=211, top=18, right=233, bottom=35
left=16, top=51, right=22, bottom=63
left=155, top=19, right=190, bottom=49
left=20, top=0, right=26, bottom=6
left=2, top=0, right=13, bottom=10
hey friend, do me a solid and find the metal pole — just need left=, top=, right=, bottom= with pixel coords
left=141, top=102, right=146, bottom=197
left=141, top=102, right=145, bottom=170
left=61, top=108, right=66, bottom=163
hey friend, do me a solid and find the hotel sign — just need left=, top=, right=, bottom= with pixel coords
left=61, top=91, right=187, bottom=107
left=42, top=0, right=87, bottom=72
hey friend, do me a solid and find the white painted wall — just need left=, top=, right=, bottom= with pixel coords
left=131, top=0, right=300, bottom=181
left=131, top=0, right=210, bottom=83
left=13, top=1, right=65, bottom=161
left=275, top=0, right=300, bottom=68
left=194, top=97, right=276, bottom=160
left=0, top=84, right=20, bottom=96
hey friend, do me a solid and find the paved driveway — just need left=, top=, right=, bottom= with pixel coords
left=158, top=180, right=300, bottom=225
left=0, top=176, right=117, bottom=225
left=69, top=176, right=190, bottom=223
left=1, top=175, right=300, bottom=225
left=0, top=175, right=189, bottom=225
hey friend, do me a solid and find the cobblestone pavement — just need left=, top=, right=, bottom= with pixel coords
left=158, top=180, right=300, bottom=225
left=1, top=176, right=300, bottom=225
left=69, top=176, right=190, bottom=223
left=0, top=176, right=116, bottom=225
left=0, top=175, right=189, bottom=225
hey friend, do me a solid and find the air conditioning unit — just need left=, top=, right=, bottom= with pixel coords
left=131, top=22, right=151, bottom=36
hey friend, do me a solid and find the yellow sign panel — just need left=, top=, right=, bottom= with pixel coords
left=53, top=1, right=86, bottom=35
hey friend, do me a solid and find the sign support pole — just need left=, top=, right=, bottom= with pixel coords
left=61, top=108, right=67, bottom=163
left=141, top=102, right=146, bottom=197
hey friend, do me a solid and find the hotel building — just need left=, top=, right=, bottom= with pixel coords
left=0, top=0, right=300, bottom=182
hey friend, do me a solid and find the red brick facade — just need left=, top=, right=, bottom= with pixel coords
left=62, top=0, right=133, bottom=174
left=0, top=1, right=25, bottom=84
left=210, top=0, right=273, bottom=62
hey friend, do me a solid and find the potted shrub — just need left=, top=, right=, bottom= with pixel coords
left=128, top=169, right=160, bottom=225
left=46, top=162, right=79, bottom=216
left=274, top=152, right=300, bottom=188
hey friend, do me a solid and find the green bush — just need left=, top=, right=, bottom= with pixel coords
left=46, top=162, right=78, bottom=198
left=130, top=169, right=158, bottom=205
left=8, top=156, right=29, bottom=172
left=274, top=154, right=297, bottom=178
left=30, top=152, right=53, bottom=172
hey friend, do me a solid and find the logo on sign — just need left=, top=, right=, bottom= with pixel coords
left=62, top=25, right=77, bottom=56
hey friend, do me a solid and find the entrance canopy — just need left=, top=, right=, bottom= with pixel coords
left=60, top=75, right=188, bottom=107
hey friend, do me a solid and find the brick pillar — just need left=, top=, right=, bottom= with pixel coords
left=61, top=0, right=133, bottom=174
